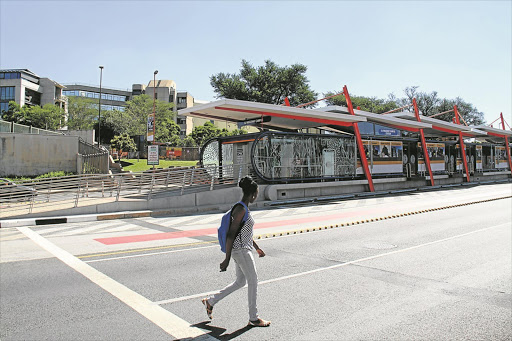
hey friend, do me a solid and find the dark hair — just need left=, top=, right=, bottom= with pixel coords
left=239, top=176, right=258, bottom=196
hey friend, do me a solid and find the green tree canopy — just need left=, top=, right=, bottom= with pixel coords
left=67, top=96, right=98, bottom=130
left=210, top=59, right=318, bottom=107
left=324, top=86, right=485, bottom=126
left=110, top=133, right=137, bottom=160
left=190, top=122, right=220, bottom=146
left=396, top=86, right=485, bottom=125
left=1, top=101, right=64, bottom=129
left=324, top=92, right=399, bottom=114
left=121, top=94, right=178, bottom=142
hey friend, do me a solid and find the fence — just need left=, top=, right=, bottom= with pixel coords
left=0, top=163, right=252, bottom=217
left=77, top=138, right=109, bottom=174
left=0, top=119, right=62, bottom=135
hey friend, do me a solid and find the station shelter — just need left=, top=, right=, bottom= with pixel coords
left=177, top=97, right=512, bottom=191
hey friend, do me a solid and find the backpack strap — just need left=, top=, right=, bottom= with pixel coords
left=237, top=201, right=249, bottom=223
left=230, top=201, right=249, bottom=243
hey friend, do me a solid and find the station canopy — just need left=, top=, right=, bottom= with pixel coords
left=387, top=112, right=490, bottom=138
left=472, top=125, right=512, bottom=139
left=315, top=106, right=431, bottom=132
left=177, top=99, right=366, bottom=132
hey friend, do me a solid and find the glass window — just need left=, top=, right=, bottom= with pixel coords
left=391, top=144, right=403, bottom=159
left=0, top=102, right=8, bottom=113
left=358, top=122, right=374, bottom=135
left=0, top=86, right=15, bottom=100
left=372, top=144, right=381, bottom=158
left=0, top=73, right=4, bottom=79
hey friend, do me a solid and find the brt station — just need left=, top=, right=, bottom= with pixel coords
left=178, top=96, right=512, bottom=201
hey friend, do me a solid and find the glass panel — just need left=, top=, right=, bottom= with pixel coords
left=357, top=122, right=374, bottom=135
left=253, top=132, right=356, bottom=180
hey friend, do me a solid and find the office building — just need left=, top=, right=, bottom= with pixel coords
left=62, top=83, right=131, bottom=112
left=0, top=69, right=67, bottom=117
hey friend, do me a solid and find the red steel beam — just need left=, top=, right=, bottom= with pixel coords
left=412, top=99, right=435, bottom=186
left=213, top=106, right=354, bottom=127
left=343, top=85, right=375, bottom=192
left=431, top=125, right=473, bottom=137
left=501, top=112, right=512, bottom=173
left=381, top=104, right=413, bottom=115
left=454, top=105, right=471, bottom=182
left=296, top=91, right=344, bottom=108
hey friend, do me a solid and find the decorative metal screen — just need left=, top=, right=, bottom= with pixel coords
left=221, top=143, right=234, bottom=178
left=252, top=132, right=356, bottom=181
left=201, top=139, right=220, bottom=177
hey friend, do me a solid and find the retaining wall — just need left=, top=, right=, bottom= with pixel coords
left=0, top=133, right=79, bottom=176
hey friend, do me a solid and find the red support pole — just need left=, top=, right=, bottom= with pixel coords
left=343, top=85, right=375, bottom=192
left=500, top=112, right=512, bottom=173
left=454, top=105, right=471, bottom=182
left=412, top=99, right=435, bottom=186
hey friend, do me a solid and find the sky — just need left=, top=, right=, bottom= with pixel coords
left=1, top=0, right=511, bottom=126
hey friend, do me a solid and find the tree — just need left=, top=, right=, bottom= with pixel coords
left=2, top=101, right=24, bottom=123
left=395, top=86, right=485, bottom=125
left=324, top=92, right=399, bottom=114
left=210, top=59, right=318, bottom=107
left=28, top=104, right=65, bottom=130
left=190, top=122, right=221, bottom=146
left=67, top=96, right=98, bottom=130
left=181, top=136, right=197, bottom=147
left=110, top=133, right=137, bottom=161
left=436, top=97, right=485, bottom=126
left=1, top=101, right=64, bottom=129
left=122, top=94, right=177, bottom=142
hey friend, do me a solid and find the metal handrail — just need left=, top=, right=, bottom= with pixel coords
left=0, top=163, right=253, bottom=217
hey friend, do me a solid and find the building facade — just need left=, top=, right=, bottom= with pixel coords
left=1, top=68, right=234, bottom=139
left=62, top=83, right=131, bottom=112
left=0, top=69, right=67, bottom=117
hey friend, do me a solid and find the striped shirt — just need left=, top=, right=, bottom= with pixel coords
left=232, top=208, right=254, bottom=251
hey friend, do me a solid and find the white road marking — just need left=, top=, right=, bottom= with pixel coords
left=153, top=222, right=508, bottom=306
left=16, top=226, right=215, bottom=341
left=84, top=244, right=218, bottom=263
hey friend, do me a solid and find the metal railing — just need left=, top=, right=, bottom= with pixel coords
left=0, top=119, right=62, bottom=135
left=77, top=138, right=109, bottom=174
left=0, top=163, right=253, bottom=217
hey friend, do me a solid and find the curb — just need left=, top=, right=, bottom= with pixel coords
left=254, top=195, right=512, bottom=240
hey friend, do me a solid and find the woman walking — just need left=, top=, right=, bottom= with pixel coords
left=202, top=176, right=271, bottom=327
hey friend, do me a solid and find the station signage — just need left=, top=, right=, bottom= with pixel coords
left=377, top=128, right=400, bottom=136
left=147, top=115, right=155, bottom=142
left=147, top=145, right=159, bottom=165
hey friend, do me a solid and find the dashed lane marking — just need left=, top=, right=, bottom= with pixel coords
left=153, top=222, right=509, bottom=306
left=16, top=226, right=215, bottom=340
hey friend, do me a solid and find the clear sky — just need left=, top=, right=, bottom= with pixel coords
left=1, top=0, right=510, bottom=126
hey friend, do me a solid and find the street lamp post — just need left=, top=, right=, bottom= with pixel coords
left=98, top=66, right=104, bottom=147
left=153, top=70, right=158, bottom=144
left=152, top=70, right=158, bottom=170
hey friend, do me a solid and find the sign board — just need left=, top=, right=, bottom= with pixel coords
left=377, top=128, right=400, bottom=136
left=166, top=147, right=182, bottom=159
left=147, top=115, right=155, bottom=142
left=147, top=145, right=159, bottom=165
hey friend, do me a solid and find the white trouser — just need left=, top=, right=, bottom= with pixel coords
left=208, top=248, right=259, bottom=321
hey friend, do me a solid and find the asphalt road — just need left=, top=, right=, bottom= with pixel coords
left=1, top=183, right=511, bottom=340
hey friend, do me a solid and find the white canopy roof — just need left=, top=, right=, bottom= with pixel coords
left=178, top=99, right=366, bottom=131
left=317, top=106, right=432, bottom=130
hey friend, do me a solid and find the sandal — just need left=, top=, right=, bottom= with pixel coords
left=248, top=318, right=271, bottom=327
left=201, top=298, right=213, bottom=320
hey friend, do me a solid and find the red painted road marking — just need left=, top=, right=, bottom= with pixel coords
left=94, top=208, right=387, bottom=245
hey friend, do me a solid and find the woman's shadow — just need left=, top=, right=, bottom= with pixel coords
left=176, top=321, right=254, bottom=340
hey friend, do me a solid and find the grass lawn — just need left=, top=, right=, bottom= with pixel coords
left=118, top=159, right=199, bottom=172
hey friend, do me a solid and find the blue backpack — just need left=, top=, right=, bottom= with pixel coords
left=218, top=201, right=249, bottom=253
